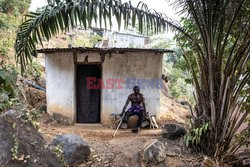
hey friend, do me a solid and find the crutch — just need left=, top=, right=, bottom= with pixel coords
left=112, top=112, right=126, bottom=137
left=147, top=113, right=157, bottom=136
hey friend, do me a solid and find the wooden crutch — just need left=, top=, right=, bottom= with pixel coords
left=112, top=112, right=126, bottom=137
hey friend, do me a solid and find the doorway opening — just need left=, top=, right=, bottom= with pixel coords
left=76, top=64, right=101, bottom=123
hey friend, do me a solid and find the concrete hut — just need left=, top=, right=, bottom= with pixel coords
left=38, top=47, right=172, bottom=125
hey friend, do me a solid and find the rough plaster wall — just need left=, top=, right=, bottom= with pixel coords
left=46, top=51, right=162, bottom=125
left=77, top=52, right=101, bottom=62
left=45, top=52, right=76, bottom=121
left=101, top=52, right=162, bottom=125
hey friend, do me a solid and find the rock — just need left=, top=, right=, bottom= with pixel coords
left=52, top=113, right=74, bottom=125
left=165, top=146, right=181, bottom=156
left=162, top=123, right=187, bottom=140
left=104, top=160, right=109, bottom=164
left=0, top=110, right=62, bottom=167
left=50, top=134, right=91, bottom=166
left=202, top=156, right=217, bottom=167
left=87, top=161, right=92, bottom=165
left=92, top=154, right=98, bottom=158
left=140, top=139, right=166, bottom=165
left=44, top=113, right=74, bottom=125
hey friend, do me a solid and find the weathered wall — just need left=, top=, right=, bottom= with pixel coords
left=45, top=52, right=76, bottom=121
left=45, top=51, right=163, bottom=125
left=100, top=31, right=148, bottom=48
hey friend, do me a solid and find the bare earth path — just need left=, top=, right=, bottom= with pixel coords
left=39, top=123, right=201, bottom=167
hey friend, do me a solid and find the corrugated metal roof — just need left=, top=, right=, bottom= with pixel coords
left=37, top=47, right=173, bottom=54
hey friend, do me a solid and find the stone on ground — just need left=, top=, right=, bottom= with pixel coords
left=140, top=139, right=166, bottom=165
left=0, top=110, right=62, bottom=167
left=165, top=146, right=181, bottom=156
left=44, top=113, right=74, bottom=125
left=49, top=134, right=91, bottom=166
left=162, top=123, right=187, bottom=140
left=202, top=156, right=217, bottom=167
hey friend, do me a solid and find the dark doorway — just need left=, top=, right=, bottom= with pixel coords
left=76, top=64, right=101, bottom=123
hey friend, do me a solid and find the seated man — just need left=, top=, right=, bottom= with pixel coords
left=120, top=86, right=147, bottom=132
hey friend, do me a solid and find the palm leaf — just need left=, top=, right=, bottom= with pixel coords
left=15, top=0, right=185, bottom=72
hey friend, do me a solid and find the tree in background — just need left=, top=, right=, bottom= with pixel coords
left=149, top=35, right=194, bottom=103
left=14, top=0, right=249, bottom=164
left=0, top=0, right=31, bottom=15
left=0, top=0, right=31, bottom=111
left=0, top=0, right=31, bottom=62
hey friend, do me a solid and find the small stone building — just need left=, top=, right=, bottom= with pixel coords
left=38, top=47, right=172, bottom=125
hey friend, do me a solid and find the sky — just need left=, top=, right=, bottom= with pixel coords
left=29, top=0, right=180, bottom=36
left=30, top=0, right=180, bottom=20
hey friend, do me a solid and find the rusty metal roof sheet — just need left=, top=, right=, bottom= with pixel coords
left=37, top=47, right=173, bottom=54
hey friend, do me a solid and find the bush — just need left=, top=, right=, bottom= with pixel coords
left=0, top=65, right=19, bottom=111
left=23, top=61, right=43, bottom=81
left=164, top=58, right=194, bottom=105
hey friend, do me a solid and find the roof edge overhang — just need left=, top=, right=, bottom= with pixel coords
left=37, top=47, right=174, bottom=54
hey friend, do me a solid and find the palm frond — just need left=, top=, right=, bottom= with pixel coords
left=15, top=0, right=184, bottom=72
left=174, top=0, right=250, bottom=160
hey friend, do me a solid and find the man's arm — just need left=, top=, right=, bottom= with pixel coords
left=120, top=95, right=130, bottom=116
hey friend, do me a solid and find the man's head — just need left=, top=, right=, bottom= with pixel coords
left=133, top=86, right=140, bottom=94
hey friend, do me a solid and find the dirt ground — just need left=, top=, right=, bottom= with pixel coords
left=39, top=123, right=202, bottom=167
left=24, top=83, right=202, bottom=166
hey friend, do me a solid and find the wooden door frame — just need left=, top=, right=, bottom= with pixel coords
left=74, top=62, right=102, bottom=123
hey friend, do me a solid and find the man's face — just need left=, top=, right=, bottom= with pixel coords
left=134, top=89, right=140, bottom=94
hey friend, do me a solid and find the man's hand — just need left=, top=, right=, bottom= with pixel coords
left=144, top=111, right=149, bottom=119
left=119, top=111, right=125, bottom=117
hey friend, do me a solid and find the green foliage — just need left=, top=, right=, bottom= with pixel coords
left=24, top=108, right=39, bottom=129
left=15, top=0, right=180, bottom=72
left=72, top=32, right=102, bottom=47
left=184, top=123, right=209, bottom=147
left=0, top=13, right=19, bottom=58
left=235, top=125, right=250, bottom=148
left=23, top=61, right=43, bottom=81
left=11, top=133, right=19, bottom=160
left=0, top=1, right=29, bottom=59
left=149, top=35, right=194, bottom=103
left=0, top=0, right=35, bottom=113
left=0, top=0, right=31, bottom=15
left=173, top=0, right=250, bottom=163
left=0, top=13, right=16, bottom=29
left=0, top=65, right=19, bottom=111
left=14, top=0, right=249, bottom=163
left=149, top=34, right=173, bottom=49
left=164, top=62, right=194, bottom=103
left=0, top=0, right=30, bottom=58
left=51, top=145, right=65, bottom=164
